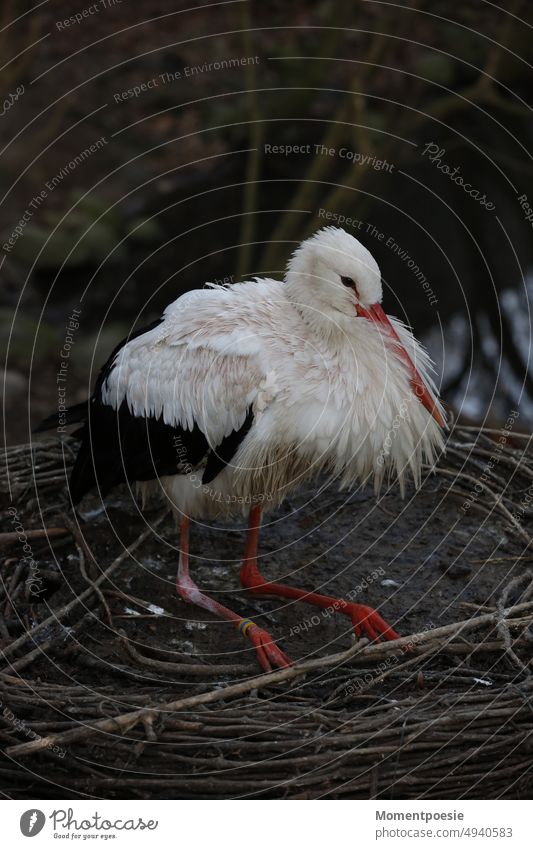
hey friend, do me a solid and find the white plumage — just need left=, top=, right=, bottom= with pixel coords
left=101, top=226, right=445, bottom=519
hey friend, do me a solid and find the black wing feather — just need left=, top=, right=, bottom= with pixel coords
left=202, top=407, right=254, bottom=485
left=68, top=400, right=210, bottom=504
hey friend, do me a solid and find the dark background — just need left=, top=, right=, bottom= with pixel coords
left=2, top=0, right=533, bottom=444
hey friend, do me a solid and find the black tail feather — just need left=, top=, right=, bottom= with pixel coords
left=68, top=435, right=97, bottom=504
left=33, top=401, right=88, bottom=434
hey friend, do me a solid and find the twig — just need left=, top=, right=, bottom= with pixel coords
left=332, top=644, right=439, bottom=702
left=496, top=572, right=533, bottom=675
left=458, top=425, right=533, bottom=441
left=118, top=630, right=257, bottom=676
left=3, top=609, right=96, bottom=674
left=0, top=527, right=69, bottom=546
left=62, top=515, right=113, bottom=627
left=3, top=561, right=25, bottom=619
left=435, top=467, right=533, bottom=546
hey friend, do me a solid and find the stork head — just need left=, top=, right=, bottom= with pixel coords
left=286, top=226, right=382, bottom=318
left=285, top=226, right=445, bottom=428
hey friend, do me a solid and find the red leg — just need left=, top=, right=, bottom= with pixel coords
left=241, top=505, right=400, bottom=643
left=176, top=515, right=291, bottom=672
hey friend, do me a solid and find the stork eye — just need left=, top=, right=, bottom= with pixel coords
left=341, top=276, right=359, bottom=296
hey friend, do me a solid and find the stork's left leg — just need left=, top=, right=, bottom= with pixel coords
left=241, top=505, right=400, bottom=642
left=176, top=515, right=291, bottom=671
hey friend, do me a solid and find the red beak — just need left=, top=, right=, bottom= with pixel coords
left=357, top=302, right=445, bottom=428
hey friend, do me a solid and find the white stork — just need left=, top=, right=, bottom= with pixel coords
left=38, top=226, right=445, bottom=671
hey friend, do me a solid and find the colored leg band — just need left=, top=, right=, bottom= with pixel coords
left=238, top=618, right=255, bottom=638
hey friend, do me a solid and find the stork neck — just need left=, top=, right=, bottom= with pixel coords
left=285, top=276, right=354, bottom=348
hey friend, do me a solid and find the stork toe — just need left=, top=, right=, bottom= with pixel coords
left=246, top=623, right=292, bottom=671
left=347, top=603, right=400, bottom=642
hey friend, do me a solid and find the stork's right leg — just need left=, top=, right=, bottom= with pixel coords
left=240, top=505, right=400, bottom=643
left=175, top=515, right=291, bottom=672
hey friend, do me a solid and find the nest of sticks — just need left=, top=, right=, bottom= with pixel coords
left=0, top=423, right=532, bottom=799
